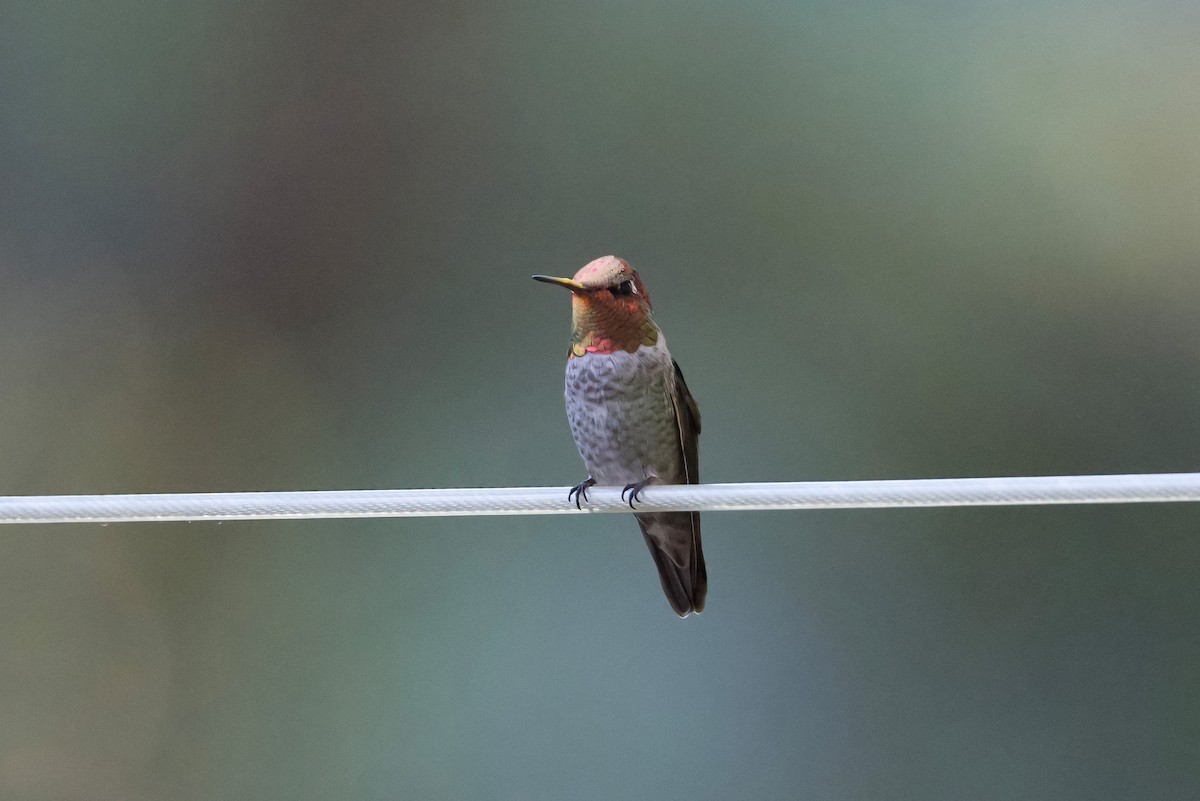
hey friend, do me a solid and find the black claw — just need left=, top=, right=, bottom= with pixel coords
left=568, top=477, right=597, bottom=510
left=621, top=479, right=653, bottom=508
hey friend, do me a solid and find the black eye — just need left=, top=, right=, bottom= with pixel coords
left=611, top=280, right=636, bottom=297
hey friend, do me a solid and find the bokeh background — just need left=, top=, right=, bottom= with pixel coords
left=2, top=1, right=1199, bottom=798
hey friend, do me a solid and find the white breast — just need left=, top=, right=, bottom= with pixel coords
left=563, top=336, right=682, bottom=485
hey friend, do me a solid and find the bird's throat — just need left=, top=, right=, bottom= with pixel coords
left=569, top=297, right=659, bottom=358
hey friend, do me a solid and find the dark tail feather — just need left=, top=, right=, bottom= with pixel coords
left=635, top=511, right=707, bottom=617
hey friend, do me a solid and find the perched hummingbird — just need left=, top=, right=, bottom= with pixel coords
left=533, top=256, right=706, bottom=617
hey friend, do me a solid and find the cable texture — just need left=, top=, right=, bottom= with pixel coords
left=0, top=473, right=1198, bottom=524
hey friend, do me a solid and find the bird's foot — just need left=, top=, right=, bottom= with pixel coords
left=568, top=477, right=597, bottom=510
left=621, top=476, right=659, bottom=509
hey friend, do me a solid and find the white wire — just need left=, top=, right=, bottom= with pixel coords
left=0, top=473, right=1197, bottom=524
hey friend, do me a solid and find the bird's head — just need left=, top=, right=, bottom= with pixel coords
left=533, top=256, right=659, bottom=357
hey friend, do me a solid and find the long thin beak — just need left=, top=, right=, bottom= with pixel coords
left=532, top=275, right=586, bottom=291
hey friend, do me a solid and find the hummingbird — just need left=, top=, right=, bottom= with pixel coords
left=533, top=256, right=706, bottom=617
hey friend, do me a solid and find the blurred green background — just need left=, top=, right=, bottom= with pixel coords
left=2, top=1, right=1199, bottom=798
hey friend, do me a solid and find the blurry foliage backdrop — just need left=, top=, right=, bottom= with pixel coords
left=1, top=2, right=1199, bottom=799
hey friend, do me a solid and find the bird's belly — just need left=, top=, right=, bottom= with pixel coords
left=564, top=345, right=681, bottom=485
